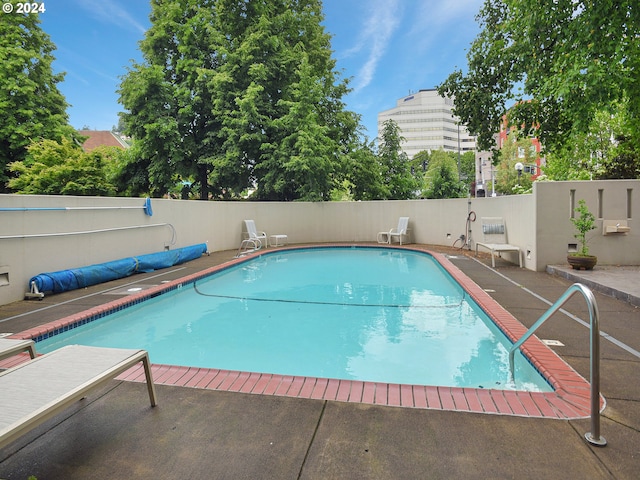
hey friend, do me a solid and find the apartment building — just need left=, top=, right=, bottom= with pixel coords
left=377, top=89, right=476, bottom=159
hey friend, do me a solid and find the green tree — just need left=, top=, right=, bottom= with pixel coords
left=459, top=151, right=475, bottom=184
left=603, top=135, right=640, bottom=180
left=571, top=199, right=596, bottom=256
left=8, top=137, right=117, bottom=195
left=427, top=164, right=466, bottom=199
left=0, top=10, right=75, bottom=191
left=423, top=150, right=466, bottom=199
left=109, top=142, right=153, bottom=197
left=377, top=120, right=417, bottom=199
left=543, top=99, right=640, bottom=180
left=345, top=136, right=387, bottom=201
left=438, top=0, right=640, bottom=162
left=495, top=130, right=535, bottom=194
left=411, top=150, right=431, bottom=177
left=119, top=3, right=221, bottom=199
left=119, top=0, right=358, bottom=201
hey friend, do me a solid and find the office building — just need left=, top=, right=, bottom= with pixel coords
left=377, top=89, right=476, bottom=159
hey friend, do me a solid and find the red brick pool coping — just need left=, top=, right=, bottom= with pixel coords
left=7, top=244, right=599, bottom=419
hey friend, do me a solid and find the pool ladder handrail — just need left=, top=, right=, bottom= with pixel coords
left=508, top=283, right=607, bottom=447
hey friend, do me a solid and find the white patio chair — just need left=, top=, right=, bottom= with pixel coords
left=475, top=217, right=522, bottom=268
left=377, top=217, right=410, bottom=245
left=244, top=220, right=267, bottom=249
left=235, top=220, right=268, bottom=257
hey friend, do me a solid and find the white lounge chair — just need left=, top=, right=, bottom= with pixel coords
left=475, top=217, right=522, bottom=268
left=377, top=217, right=410, bottom=245
left=236, top=220, right=268, bottom=257
left=0, top=345, right=157, bottom=449
left=0, top=338, right=36, bottom=362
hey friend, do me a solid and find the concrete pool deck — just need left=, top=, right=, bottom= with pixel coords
left=0, top=245, right=638, bottom=479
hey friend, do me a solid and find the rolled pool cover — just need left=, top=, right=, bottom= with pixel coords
left=29, top=243, right=208, bottom=294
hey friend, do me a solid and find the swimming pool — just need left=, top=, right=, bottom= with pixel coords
left=37, top=247, right=549, bottom=391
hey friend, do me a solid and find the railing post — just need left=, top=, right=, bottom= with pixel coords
left=582, top=285, right=607, bottom=446
left=509, top=283, right=606, bottom=446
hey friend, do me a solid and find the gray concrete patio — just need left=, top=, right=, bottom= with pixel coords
left=0, top=246, right=638, bottom=479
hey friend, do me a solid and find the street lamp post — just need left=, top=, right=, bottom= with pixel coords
left=515, top=162, right=524, bottom=186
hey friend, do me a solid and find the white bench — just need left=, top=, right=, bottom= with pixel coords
left=0, top=345, right=157, bottom=449
left=475, top=217, right=522, bottom=268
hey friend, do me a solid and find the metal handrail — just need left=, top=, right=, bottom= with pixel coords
left=0, top=223, right=177, bottom=244
left=508, top=283, right=607, bottom=447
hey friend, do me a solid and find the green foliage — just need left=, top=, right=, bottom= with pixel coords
left=571, top=199, right=596, bottom=256
left=438, top=0, right=640, bottom=168
left=426, top=164, right=466, bottom=199
left=410, top=150, right=431, bottom=176
left=119, top=0, right=358, bottom=201
left=109, top=142, right=153, bottom=197
left=495, top=130, right=534, bottom=194
left=0, top=11, right=75, bottom=191
left=459, top=151, right=476, bottom=183
left=345, top=136, right=387, bottom=201
left=377, top=120, right=418, bottom=199
left=8, top=137, right=118, bottom=195
left=423, top=150, right=466, bottom=199
left=330, top=179, right=354, bottom=201
left=602, top=132, right=640, bottom=180
left=544, top=100, right=640, bottom=180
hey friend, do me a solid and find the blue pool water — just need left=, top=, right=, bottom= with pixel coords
left=38, top=247, right=551, bottom=391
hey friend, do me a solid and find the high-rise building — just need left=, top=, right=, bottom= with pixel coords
left=377, top=89, right=476, bottom=159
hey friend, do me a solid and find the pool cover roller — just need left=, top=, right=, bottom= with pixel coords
left=28, top=243, right=208, bottom=295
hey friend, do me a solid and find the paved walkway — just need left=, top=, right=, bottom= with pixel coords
left=547, top=264, right=640, bottom=307
left=0, top=246, right=638, bottom=479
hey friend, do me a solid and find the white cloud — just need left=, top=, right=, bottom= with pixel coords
left=347, top=0, right=402, bottom=93
left=74, top=0, right=146, bottom=34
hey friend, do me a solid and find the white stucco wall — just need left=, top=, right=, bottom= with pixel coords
left=1, top=179, right=638, bottom=306
left=533, top=180, right=638, bottom=269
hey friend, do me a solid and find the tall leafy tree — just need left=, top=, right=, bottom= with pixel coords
left=423, top=150, right=466, bottom=199
left=119, top=2, right=223, bottom=199
left=119, top=0, right=359, bottom=201
left=377, top=120, right=417, bottom=199
left=346, top=136, right=386, bottom=201
left=213, top=0, right=358, bottom=201
left=0, top=11, right=75, bottom=191
left=543, top=99, right=640, bottom=180
left=438, top=0, right=640, bottom=164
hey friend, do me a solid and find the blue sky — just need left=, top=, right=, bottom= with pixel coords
left=40, top=0, right=484, bottom=139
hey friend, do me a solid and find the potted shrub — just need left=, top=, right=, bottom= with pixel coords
left=567, top=199, right=597, bottom=270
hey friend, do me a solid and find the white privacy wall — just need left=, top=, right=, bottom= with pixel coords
left=1, top=179, right=638, bottom=306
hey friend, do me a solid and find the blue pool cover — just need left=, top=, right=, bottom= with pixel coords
left=29, top=243, right=208, bottom=294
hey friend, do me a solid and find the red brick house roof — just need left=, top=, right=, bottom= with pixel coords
left=78, top=130, right=129, bottom=151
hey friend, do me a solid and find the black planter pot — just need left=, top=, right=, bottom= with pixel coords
left=567, top=255, right=598, bottom=270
